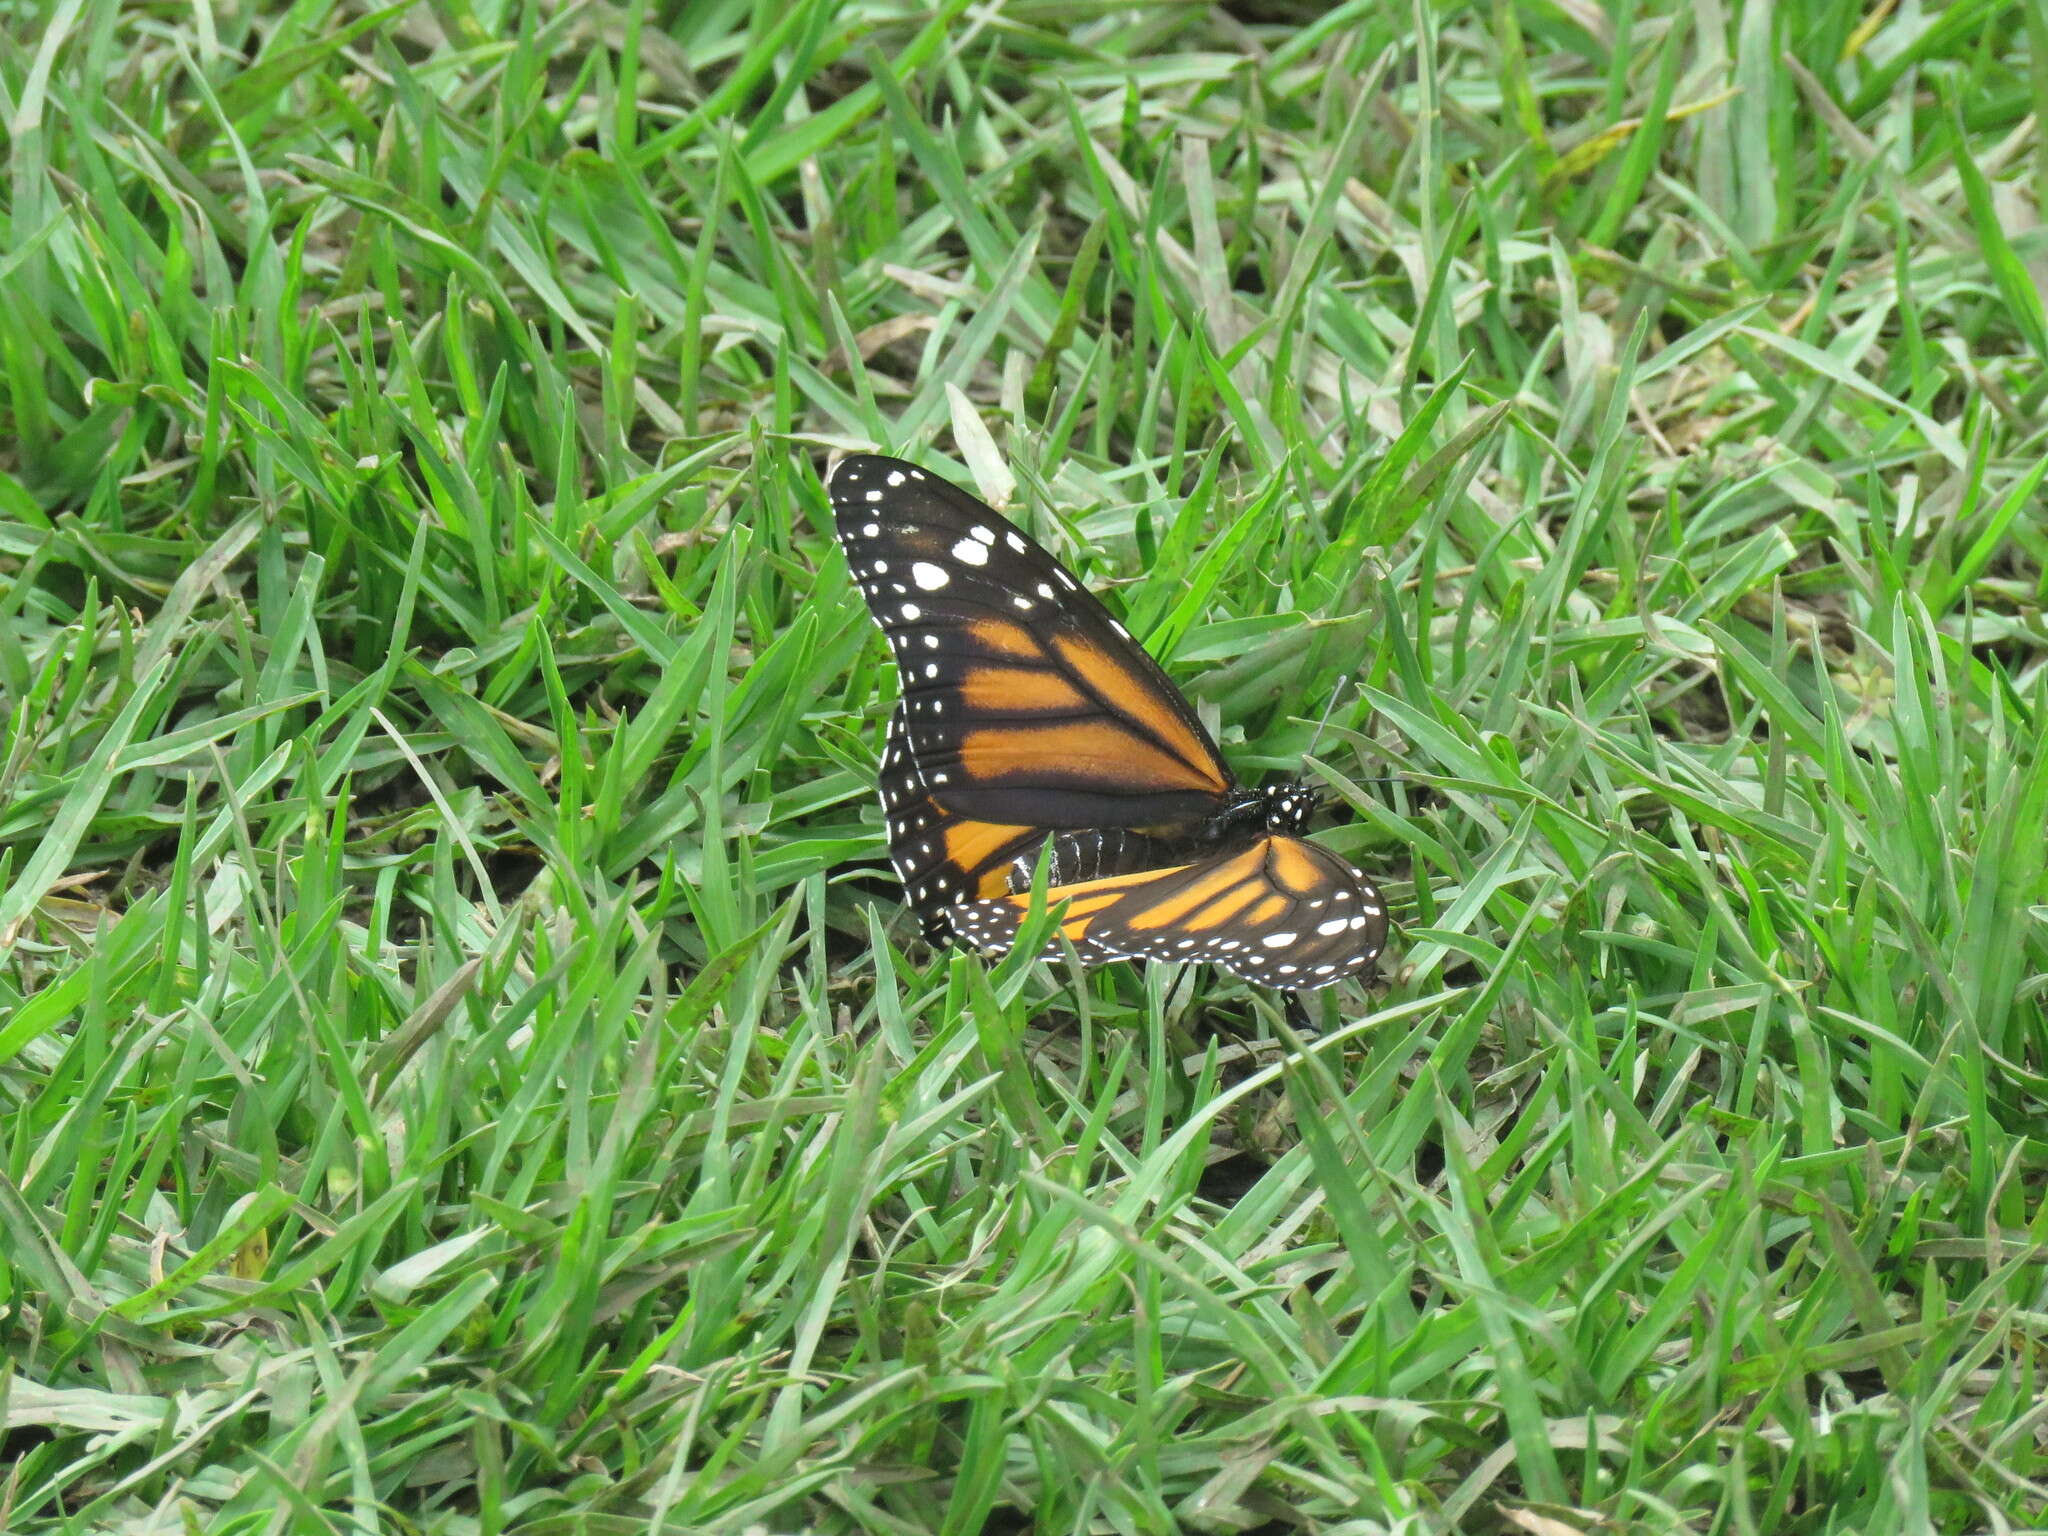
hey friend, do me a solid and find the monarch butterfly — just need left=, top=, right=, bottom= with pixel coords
left=830, top=453, right=1386, bottom=991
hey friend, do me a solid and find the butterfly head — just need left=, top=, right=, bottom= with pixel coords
left=1260, top=782, right=1318, bottom=834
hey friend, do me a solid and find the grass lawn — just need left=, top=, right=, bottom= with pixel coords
left=5, top=1, right=2048, bottom=1531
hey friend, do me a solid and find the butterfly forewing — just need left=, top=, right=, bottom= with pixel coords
left=831, top=455, right=1233, bottom=832
left=945, top=835, right=1386, bottom=990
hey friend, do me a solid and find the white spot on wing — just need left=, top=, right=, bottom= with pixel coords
left=952, top=539, right=988, bottom=566
left=912, top=562, right=949, bottom=590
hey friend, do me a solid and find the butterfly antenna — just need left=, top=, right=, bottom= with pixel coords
left=1301, top=682, right=1401, bottom=792
left=1302, top=678, right=1350, bottom=763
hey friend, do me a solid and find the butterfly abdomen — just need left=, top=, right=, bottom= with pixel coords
left=1005, top=828, right=1190, bottom=894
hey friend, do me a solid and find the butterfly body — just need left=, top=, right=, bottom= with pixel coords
left=830, top=453, right=1386, bottom=991
left=1012, top=780, right=1312, bottom=890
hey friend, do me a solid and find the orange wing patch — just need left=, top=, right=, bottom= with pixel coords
left=1051, top=635, right=1228, bottom=794
left=966, top=618, right=1045, bottom=660
left=1267, top=837, right=1325, bottom=893
left=941, top=815, right=1044, bottom=897
left=960, top=666, right=1090, bottom=713
left=1122, top=845, right=1267, bottom=930
left=1244, top=894, right=1289, bottom=926
left=1180, top=876, right=1269, bottom=932
left=1050, top=890, right=1129, bottom=941
left=959, top=721, right=1223, bottom=795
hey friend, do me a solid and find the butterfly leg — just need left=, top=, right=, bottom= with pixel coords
left=1282, top=989, right=1312, bottom=1035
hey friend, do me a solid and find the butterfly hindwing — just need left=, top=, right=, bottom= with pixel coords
left=876, top=700, right=1051, bottom=936
left=944, top=835, right=1386, bottom=991
left=881, top=705, right=1047, bottom=918
left=831, top=454, right=1233, bottom=831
